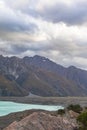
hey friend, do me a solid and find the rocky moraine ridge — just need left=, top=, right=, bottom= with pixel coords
left=0, top=109, right=79, bottom=130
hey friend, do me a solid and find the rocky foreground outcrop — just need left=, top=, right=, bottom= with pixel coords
left=4, top=111, right=78, bottom=130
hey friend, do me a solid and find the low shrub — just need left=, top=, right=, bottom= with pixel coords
left=67, top=104, right=82, bottom=113
left=57, top=109, right=65, bottom=115
left=77, top=111, right=87, bottom=127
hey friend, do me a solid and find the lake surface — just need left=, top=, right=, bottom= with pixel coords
left=0, top=101, right=63, bottom=117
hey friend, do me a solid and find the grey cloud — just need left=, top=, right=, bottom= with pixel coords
left=0, top=21, right=37, bottom=33
left=50, top=39, right=87, bottom=59
left=2, top=0, right=87, bottom=28
left=11, top=41, right=51, bottom=54
left=0, top=37, right=86, bottom=59
left=29, top=1, right=87, bottom=25
left=0, top=40, right=50, bottom=56
left=11, top=44, right=29, bottom=53
left=0, top=1, right=38, bottom=36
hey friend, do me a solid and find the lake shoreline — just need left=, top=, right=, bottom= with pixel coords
left=0, top=101, right=63, bottom=117
left=0, top=96, right=87, bottom=107
left=0, top=97, right=87, bottom=130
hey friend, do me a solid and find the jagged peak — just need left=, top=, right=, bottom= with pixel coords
left=33, top=55, right=48, bottom=60
left=68, top=66, right=77, bottom=69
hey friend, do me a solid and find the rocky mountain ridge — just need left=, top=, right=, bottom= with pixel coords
left=0, top=55, right=87, bottom=96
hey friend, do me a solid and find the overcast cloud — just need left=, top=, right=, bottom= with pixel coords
left=0, top=0, right=87, bottom=70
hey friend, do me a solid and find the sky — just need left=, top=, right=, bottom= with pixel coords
left=0, top=0, right=87, bottom=69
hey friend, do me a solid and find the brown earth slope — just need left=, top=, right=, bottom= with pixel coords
left=3, top=111, right=78, bottom=130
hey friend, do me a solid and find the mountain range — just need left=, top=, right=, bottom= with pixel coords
left=0, top=55, right=87, bottom=97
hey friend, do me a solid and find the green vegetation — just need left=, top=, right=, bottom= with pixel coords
left=77, top=111, right=87, bottom=130
left=67, top=104, right=82, bottom=113
left=57, top=109, right=65, bottom=115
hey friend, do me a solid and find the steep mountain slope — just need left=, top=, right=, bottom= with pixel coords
left=0, top=55, right=30, bottom=96
left=33, top=70, right=87, bottom=96
left=23, top=55, right=65, bottom=75
left=23, top=55, right=87, bottom=95
left=66, top=66, right=87, bottom=90
left=0, top=75, right=28, bottom=96
left=17, top=69, right=86, bottom=96
left=0, top=55, right=87, bottom=96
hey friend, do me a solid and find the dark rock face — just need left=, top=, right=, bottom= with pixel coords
left=0, top=55, right=87, bottom=96
left=4, top=112, right=78, bottom=130
left=23, top=55, right=87, bottom=96
left=23, top=55, right=87, bottom=91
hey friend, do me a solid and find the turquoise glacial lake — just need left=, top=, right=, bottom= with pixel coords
left=0, top=101, right=63, bottom=117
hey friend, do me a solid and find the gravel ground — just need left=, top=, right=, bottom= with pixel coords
left=0, top=96, right=87, bottom=107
